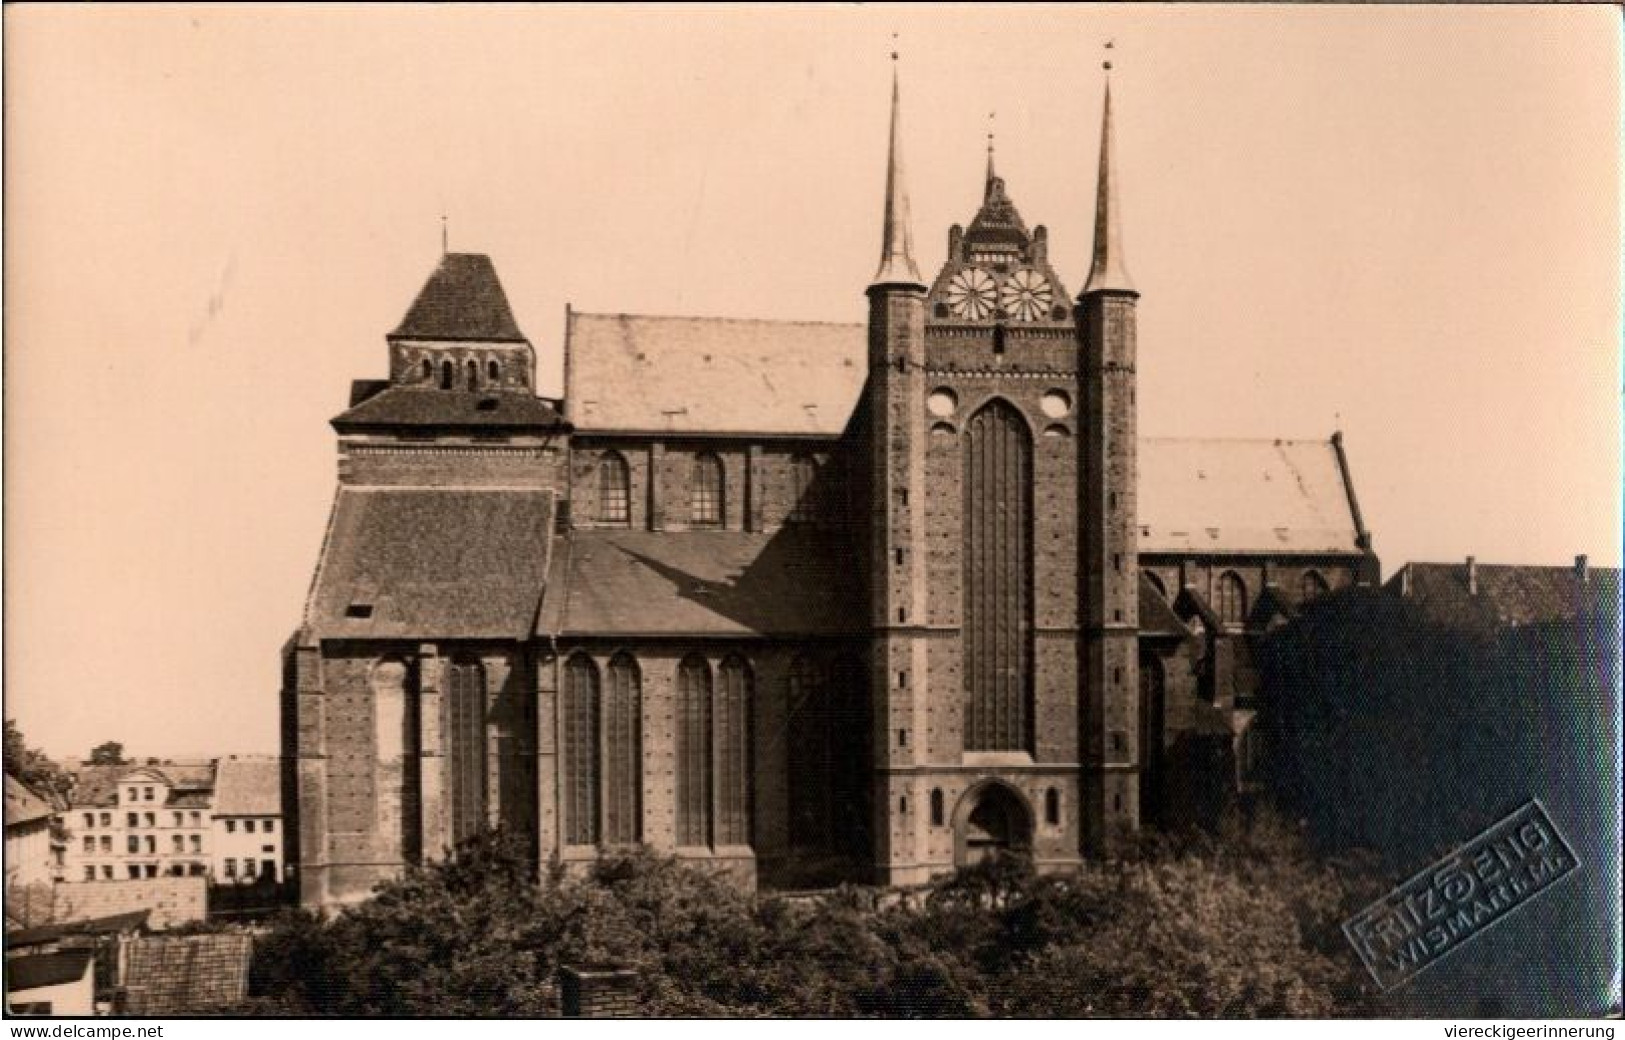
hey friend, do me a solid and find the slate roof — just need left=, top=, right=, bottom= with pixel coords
left=306, top=488, right=555, bottom=640
left=539, top=529, right=863, bottom=638
left=122, top=934, right=253, bottom=1016
left=389, top=253, right=526, bottom=342
left=65, top=764, right=215, bottom=809
left=5, top=776, right=54, bottom=827
left=331, top=386, right=566, bottom=431
left=1139, top=437, right=1365, bottom=555
left=211, top=758, right=280, bottom=818
left=1388, top=560, right=1621, bottom=631
left=565, top=312, right=867, bottom=436
left=1138, top=573, right=1191, bottom=640
left=8, top=910, right=149, bottom=950
left=5, top=949, right=94, bottom=992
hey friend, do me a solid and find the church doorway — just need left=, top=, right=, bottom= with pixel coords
left=953, top=782, right=1033, bottom=868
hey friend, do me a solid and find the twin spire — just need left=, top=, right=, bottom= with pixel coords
left=869, top=60, right=1132, bottom=297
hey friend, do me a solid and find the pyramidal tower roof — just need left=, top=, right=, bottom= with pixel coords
left=390, top=253, right=527, bottom=342
left=871, top=62, right=924, bottom=289
left=1082, top=81, right=1134, bottom=295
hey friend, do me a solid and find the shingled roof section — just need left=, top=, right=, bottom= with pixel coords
left=565, top=312, right=867, bottom=436
left=211, top=758, right=280, bottom=817
left=306, top=488, right=555, bottom=640
left=331, top=386, right=566, bottom=431
left=540, top=529, right=862, bottom=638
left=389, top=253, right=526, bottom=342
left=122, top=934, right=253, bottom=1016
left=1388, top=559, right=1621, bottom=632
left=5, top=775, right=54, bottom=827
left=1139, top=437, right=1364, bottom=555
left=6, top=949, right=94, bottom=992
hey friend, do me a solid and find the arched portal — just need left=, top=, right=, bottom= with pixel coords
left=953, top=782, right=1033, bottom=868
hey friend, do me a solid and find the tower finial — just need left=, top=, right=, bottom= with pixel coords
left=985, top=111, right=997, bottom=193
left=871, top=43, right=923, bottom=288
left=441, top=214, right=448, bottom=257
left=1081, top=62, right=1134, bottom=295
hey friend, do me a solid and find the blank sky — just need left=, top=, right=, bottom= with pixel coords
left=4, top=5, right=1619, bottom=759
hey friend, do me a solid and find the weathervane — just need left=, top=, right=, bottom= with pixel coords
left=1103, top=38, right=1115, bottom=72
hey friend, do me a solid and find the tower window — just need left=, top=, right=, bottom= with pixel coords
left=1044, top=787, right=1060, bottom=826
left=690, top=453, right=724, bottom=527
left=466, top=359, right=479, bottom=389
left=930, top=789, right=944, bottom=826
left=597, top=451, right=631, bottom=526
left=899, top=795, right=909, bottom=814
left=421, top=358, right=432, bottom=380
left=488, top=359, right=501, bottom=383
left=440, top=360, right=454, bottom=390
left=898, top=728, right=907, bottom=748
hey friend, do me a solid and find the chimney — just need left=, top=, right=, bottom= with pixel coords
left=1575, top=554, right=1589, bottom=587
left=1466, top=556, right=1478, bottom=596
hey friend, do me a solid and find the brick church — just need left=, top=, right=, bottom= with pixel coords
left=282, top=71, right=1379, bottom=907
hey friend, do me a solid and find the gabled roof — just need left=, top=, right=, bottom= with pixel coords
left=5, top=949, right=94, bottom=992
left=305, top=488, right=556, bottom=640
left=389, top=253, right=526, bottom=342
left=65, top=763, right=214, bottom=809
left=540, top=529, right=863, bottom=638
left=1388, top=560, right=1621, bottom=631
left=331, top=386, right=565, bottom=431
left=8, top=910, right=150, bottom=949
left=5, top=776, right=54, bottom=827
left=565, top=312, right=866, bottom=436
left=122, top=934, right=253, bottom=1015
left=211, top=758, right=280, bottom=818
left=1139, top=438, right=1365, bottom=555
left=1138, top=573, right=1191, bottom=640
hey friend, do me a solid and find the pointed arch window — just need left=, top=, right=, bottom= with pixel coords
left=561, top=654, right=600, bottom=846
left=1299, top=569, right=1330, bottom=603
left=690, top=453, right=724, bottom=527
left=675, top=656, right=713, bottom=846
left=1216, top=572, right=1248, bottom=626
left=716, top=657, right=753, bottom=846
left=466, top=359, right=480, bottom=389
left=963, top=399, right=1034, bottom=752
left=604, top=654, right=643, bottom=846
left=788, top=455, right=819, bottom=525
left=440, top=360, right=455, bottom=390
left=597, top=451, right=631, bottom=526
left=446, top=658, right=487, bottom=843
left=420, top=358, right=433, bottom=381
left=488, top=359, right=501, bottom=384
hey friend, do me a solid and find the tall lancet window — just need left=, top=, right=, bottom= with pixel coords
left=561, top=654, right=600, bottom=846
left=716, top=656, right=753, bottom=846
left=675, top=655, right=713, bottom=846
left=604, top=654, right=642, bottom=845
left=690, top=453, right=724, bottom=527
left=962, top=399, right=1034, bottom=752
left=447, top=658, right=487, bottom=842
left=598, top=451, right=631, bottom=526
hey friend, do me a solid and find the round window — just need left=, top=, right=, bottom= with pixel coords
left=1040, top=389, right=1072, bottom=418
left=927, top=388, right=958, bottom=417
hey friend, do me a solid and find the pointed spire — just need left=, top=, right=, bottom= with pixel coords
left=985, top=114, right=998, bottom=199
left=872, top=55, right=923, bottom=289
left=1082, top=78, right=1135, bottom=295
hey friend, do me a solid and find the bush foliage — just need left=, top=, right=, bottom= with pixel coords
left=244, top=815, right=1377, bottom=1018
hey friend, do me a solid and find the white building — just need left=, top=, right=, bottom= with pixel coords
left=63, top=763, right=215, bottom=882
left=209, top=757, right=283, bottom=883
left=4, top=775, right=60, bottom=889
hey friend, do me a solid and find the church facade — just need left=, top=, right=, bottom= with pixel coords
left=282, top=75, right=1378, bottom=907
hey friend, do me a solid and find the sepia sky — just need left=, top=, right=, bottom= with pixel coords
left=4, top=5, right=1619, bottom=760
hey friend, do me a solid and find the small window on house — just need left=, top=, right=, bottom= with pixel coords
left=690, top=453, right=724, bottom=527
left=191, top=811, right=200, bottom=826
left=127, top=813, right=138, bottom=828
left=83, top=813, right=94, bottom=829
left=100, top=836, right=111, bottom=852
left=246, top=819, right=257, bottom=834
left=128, top=865, right=141, bottom=879
left=224, top=860, right=236, bottom=878
left=265, top=820, right=275, bottom=834
left=172, top=835, right=184, bottom=853
left=127, top=836, right=140, bottom=854
left=930, top=789, right=944, bottom=826
left=1216, top=571, right=1248, bottom=625
left=144, top=835, right=155, bottom=854
left=226, top=820, right=237, bottom=834
left=83, top=836, right=94, bottom=853
left=190, top=835, right=201, bottom=853
left=173, top=812, right=183, bottom=826
left=144, top=813, right=155, bottom=827
left=84, top=866, right=95, bottom=881
left=598, top=451, right=631, bottom=526
left=1045, top=788, right=1060, bottom=826
left=101, top=812, right=111, bottom=827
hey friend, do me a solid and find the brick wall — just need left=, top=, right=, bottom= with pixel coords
left=53, top=877, right=207, bottom=930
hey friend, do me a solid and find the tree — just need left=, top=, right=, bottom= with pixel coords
left=4, top=718, right=70, bottom=802
left=88, top=741, right=127, bottom=766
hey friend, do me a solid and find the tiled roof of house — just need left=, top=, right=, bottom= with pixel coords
left=5, top=949, right=94, bottom=992
left=122, top=934, right=253, bottom=1016
left=1139, top=437, right=1365, bottom=555
left=331, top=386, right=565, bottom=431
left=305, top=488, right=556, bottom=640
left=1388, top=560, right=1620, bottom=631
left=565, top=312, right=867, bottom=436
left=389, top=253, right=526, bottom=342
left=7, top=910, right=150, bottom=950
left=5, top=775, right=55, bottom=827
left=65, top=763, right=214, bottom=809
left=211, top=758, right=280, bottom=818
left=539, top=528, right=862, bottom=638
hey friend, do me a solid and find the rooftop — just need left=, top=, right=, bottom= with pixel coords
left=389, top=253, right=526, bottom=343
